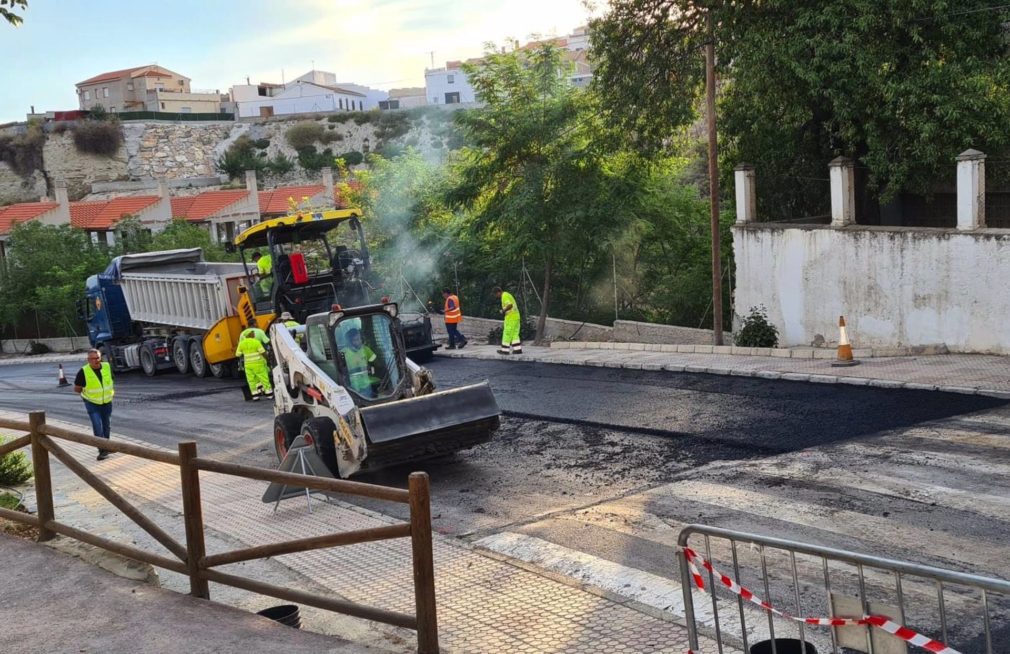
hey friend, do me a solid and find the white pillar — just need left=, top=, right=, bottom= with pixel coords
left=321, top=166, right=334, bottom=203
left=956, top=149, right=986, bottom=230
left=829, top=156, right=855, bottom=227
left=53, top=180, right=71, bottom=225
left=734, top=163, right=756, bottom=224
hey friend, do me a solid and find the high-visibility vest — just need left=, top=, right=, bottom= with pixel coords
left=257, top=255, right=272, bottom=276
left=501, top=291, right=519, bottom=317
left=235, top=337, right=266, bottom=364
left=444, top=294, right=462, bottom=323
left=284, top=320, right=303, bottom=343
left=81, top=363, right=115, bottom=405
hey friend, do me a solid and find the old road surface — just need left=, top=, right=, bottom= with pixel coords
left=2, top=356, right=1010, bottom=648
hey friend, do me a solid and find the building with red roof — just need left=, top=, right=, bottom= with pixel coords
left=76, top=64, right=221, bottom=114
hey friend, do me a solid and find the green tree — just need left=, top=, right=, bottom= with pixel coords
left=591, top=0, right=1010, bottom=210
left=0, top=222, right=110, bottom=334
left=447, top=43, right=631, bottom=342
left=1, top=0, right=27, bottom=26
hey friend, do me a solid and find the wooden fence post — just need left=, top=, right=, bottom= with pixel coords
left=29, top=411, right=55, bottom=542
left=408, top=472, right=439, bottom=654
left=178, top=441, right=209, bottom=599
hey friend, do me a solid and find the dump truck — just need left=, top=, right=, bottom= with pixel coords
left=81, top=248, right=260, bottom=376
left=270, top=302, right=500, bottom=477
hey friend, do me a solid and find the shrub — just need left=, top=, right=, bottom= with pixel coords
left=27, top=341, right=50, bottom=354
left=0, top=437, right=33, bottom=486
left=734, top=306, right=779, bottom=348
left=375, top=112, right=411, bottom=140
left=350, top=112, right=375, bottom=125
left=253, top=138, right=271, bottom=149
left=215, top=135, right=265, bottom=179
left=87, top=105, right=109, bottom=121
left=266, top=152, right=295, bottom=176
left=326, top=114, right=344, bottom=123
left=0, top=123, right=45, bottom=176
left=336, top=150, right=364, bottom=166
left=72, top=120, right=122, bottom=156
left=285, top=121, right=325, bottom=149
left=296, top=145, right=334, bottom=172
left=320, top=130, right=343, bottom=145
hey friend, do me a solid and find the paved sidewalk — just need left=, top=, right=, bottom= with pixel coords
left=2, top=411, right=721, bottom=654
left=439, top=344, right=1010, bottom=397
left=1, top=532, right=373, bottom=654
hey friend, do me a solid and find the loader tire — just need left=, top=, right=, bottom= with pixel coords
left=304, top=417, right=339, bottom=477
left=273, top=413, right=303, bottom=462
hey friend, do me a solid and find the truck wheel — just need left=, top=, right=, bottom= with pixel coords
left=172, top=338, right=190, bottom=374
left=273, top=413, right=303, bottom=462
left=303, top=417, right=339, bottom=477
left=189, top=339, right=208, bottom=378
left=140, top=346, right=158, bottom=377
left=209, top=361, right=228, bottom=378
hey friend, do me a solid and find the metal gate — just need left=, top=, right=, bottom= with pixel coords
left=678, top=524, right=1010, bottom=654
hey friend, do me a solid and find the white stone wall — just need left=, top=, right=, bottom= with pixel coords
left=733, top=224, right=1010, bottom=353
left=43, top=131, right=128, bottom=200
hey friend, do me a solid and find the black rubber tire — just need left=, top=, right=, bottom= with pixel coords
left=189, top=338, right=208, bottom=378
left=140, top=346, right=158, bottom=377
left=273, top=413, right=303, bottom=462
left=172, top=338, right=190, bottom=374
left=303, top=417, right=339, bottom=477
left=209, top=361, right=228, bottom=378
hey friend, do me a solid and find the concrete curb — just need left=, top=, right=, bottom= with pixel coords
left=0, top=353, right=83, bottom=367
left=549, top=340, right=951, bottom=359
left=435, top=348, right=1010, bottom=399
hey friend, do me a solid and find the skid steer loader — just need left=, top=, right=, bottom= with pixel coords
left=270, top=301, right=500, bottom=478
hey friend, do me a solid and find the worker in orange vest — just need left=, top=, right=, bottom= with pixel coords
left=440, top=287, right=468, bottom=350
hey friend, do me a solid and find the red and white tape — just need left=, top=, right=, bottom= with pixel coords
left=680, top=546, right=960, bottom=654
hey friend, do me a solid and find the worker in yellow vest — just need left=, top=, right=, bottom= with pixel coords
left=235, top=330, right=273, bottom=400
left=440, top=287, right=468, bottom=350
left=73, top=349, right=115, bottom=460
left=251, top=251, right=273, bottom=299
left=494, top=286, right=522, bottom=355
left=343, top=327, right=379, bottom=398
left=278, top=311, right=303, bottom=345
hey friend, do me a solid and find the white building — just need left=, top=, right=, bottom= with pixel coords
left=231, top=70, right=368, bottom=118
left=331, top=82, right=388, bottom=110
left=381, top=87, right=427, bottom=110
left=424, top=61, right=479, bottom=106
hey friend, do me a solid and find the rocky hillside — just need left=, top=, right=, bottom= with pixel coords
left=0, top=108, right=464, bottom=204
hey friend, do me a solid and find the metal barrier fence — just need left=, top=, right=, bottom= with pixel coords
left=0, top=411, right=439, bottom=653
left=117, top=111, right=234, bottom=122
left=678, top=524, right=1010, bottom=654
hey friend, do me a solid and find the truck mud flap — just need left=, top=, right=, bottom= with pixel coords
left=359, top=382, right=500, bottom=470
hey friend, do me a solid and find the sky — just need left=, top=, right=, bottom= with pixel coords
left=0, top=0, right=598, bottom=123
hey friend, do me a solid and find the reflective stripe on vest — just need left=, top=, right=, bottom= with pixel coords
left=82, top=363, right=115, bottom=405
left=444, top=295, right=462, bottom=322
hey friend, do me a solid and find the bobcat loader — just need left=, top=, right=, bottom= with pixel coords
left=269, top=301, right=500, bottom=478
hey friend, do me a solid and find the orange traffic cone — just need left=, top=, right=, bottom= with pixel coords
left=57, top=364, right=70, bottom=387
left=831, top=316, right=860, bottom=367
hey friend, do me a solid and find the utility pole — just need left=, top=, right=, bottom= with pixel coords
left=705, top=11, right=724, bottom=345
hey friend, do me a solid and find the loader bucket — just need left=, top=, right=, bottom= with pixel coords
left=358, top=381, right=500, bottom=471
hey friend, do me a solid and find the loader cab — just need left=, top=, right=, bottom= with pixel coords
left=235, top=209, right=370, bottom=323
left=305, top=303, right=407, bottom=403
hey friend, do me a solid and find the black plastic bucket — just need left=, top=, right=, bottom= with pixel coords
left=257, top=604, right=301, bottom=629
left=750, top=639, right=817, bottom=654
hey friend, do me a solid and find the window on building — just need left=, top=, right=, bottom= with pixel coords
left=258, top=86, right=268, bottom=97
left=161, top=102, right=165, bottom=109
left=447, top=74, right=455, bottom=84
left=84, top=90, right=91, bottom=101
left=339, top=99, right=344, bottom=110
left=102, top=87, right=109, bottom=98
left=444, top=92, right=460, bottom=105
left=127, top=82, right=134, bottom=91
left=181, top=107, right=192, bottom=113
left=110, top=107, right=117, bottom=113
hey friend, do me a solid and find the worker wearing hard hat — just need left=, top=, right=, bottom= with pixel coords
left=494, top=286, right=522, bottom=355
left=235, top=329, right=273, bottom=400
left=279, top=311, right=303, bottom=345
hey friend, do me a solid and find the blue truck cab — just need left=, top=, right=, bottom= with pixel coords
left=83, top=272, right=134, bottom=348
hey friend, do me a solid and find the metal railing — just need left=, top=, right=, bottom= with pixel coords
left=678, top=524, right=1010, bottom=654
left=0, top=411, right=439, bottom=653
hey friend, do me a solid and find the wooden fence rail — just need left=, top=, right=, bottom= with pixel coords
left=0, top=410, right=440, bottom=653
